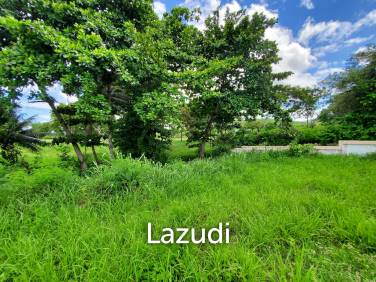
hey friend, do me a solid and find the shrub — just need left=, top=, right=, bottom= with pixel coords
left=320, top=119, right=376, bottom=145
left=288, top=142, right=315, bottom=157
left=235, top=123, right=296, bottom=146
left=212, top=132, right=238, bottom=156
left=259, top=126, right=296, bottom=145
left=56, top=144, right=77, bottom=169
left=114, top=111, right=171, bottom=163
left=235, top=121, right=353, bottom=147
left=295, top=126, right=325, bottom=144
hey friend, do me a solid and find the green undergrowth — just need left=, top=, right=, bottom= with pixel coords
left=0, top=153, right=375, bottom=281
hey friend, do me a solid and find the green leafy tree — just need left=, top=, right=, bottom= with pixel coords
left=0, top=0, right=159, bottom=171
left=284, top=87, right=323, bottom=127
left=319, top=45, right=376, bottom=140
left=180, top=9, right=291, bottom=157
left=111, top=10, right=189, bottom=161
left=52, top=94, right=111, bottom=164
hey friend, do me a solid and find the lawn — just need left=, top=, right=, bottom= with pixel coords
left=0, top=150, right=375, bottom=281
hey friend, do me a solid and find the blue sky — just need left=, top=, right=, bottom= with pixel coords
left=22, top=0, right=376, bottom=122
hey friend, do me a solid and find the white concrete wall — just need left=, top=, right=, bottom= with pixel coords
left=340, top=141, right=376, bottom=155
left=316, top=148, right=340, bottom=155
left=233, top=141, right=376, bottom=156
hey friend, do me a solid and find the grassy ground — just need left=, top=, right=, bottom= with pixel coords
left=167, top=139, right=213, bottom=161
left=0, top=150, right=375, bottom=281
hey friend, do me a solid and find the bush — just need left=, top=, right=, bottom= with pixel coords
left=288, top=142, right=315, bottom=157
left=235, top=121, right=353, bottom=147
left=320, top=119, right=376, bottom=145
left=114, top=111, right=171, bottom=163
left=235, top=123, right=296, bottom=146
left=212, top=132, right=238, bottom=156
left=295, top=126, right=326, bottom=145
left=56, top=144, right=78, bottom=169
left=260, top=126, right=296, bottom=145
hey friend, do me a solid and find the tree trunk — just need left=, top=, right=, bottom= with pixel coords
left=86, top=124, right=100, bottom=165
left=198, top=112, right=215, bottom=159
left=43, top=93, right=87, bottom=173
left=91, top=145, right=100, bottom=164
left=108, top=128, right=115, bottom=160
left=199, top=142, right=205, bottom=159
left=73, top=143, right=88, bottom=172
left=105, top=84, right=115, bottom=160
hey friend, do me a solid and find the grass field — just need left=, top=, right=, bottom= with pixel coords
left=0, top=146, right=376, bottom=280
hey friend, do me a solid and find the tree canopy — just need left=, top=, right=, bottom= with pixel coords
left=319, top=45, right=376, bottom=140
left=178, top=9, right=291, bottom=157
left=2, top=1, right=370, bottom=169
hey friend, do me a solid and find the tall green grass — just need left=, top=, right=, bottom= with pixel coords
left=0, top=153, right=375, bottom=281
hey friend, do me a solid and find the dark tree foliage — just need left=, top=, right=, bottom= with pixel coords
left=319, top=46, right=376, bottom=141
left=0, top=93, right=41, bottom=163
left=114, top=110, right=172, bottom=163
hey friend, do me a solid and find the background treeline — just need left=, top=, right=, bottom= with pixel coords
left=0, top=0, right=375, bottom=172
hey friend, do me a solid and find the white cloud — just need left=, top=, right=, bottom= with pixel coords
left=21, top=102, right=50, bottom=110
left=180, top=0, right=320, bottom=87
left=313, top=43, right=340, bottom=57
left=353, top=9, right=376, bottom=30
left=345, top=35, right=374, bottom=46
left=245, top=3, right=278, bottom=20
left=220, top=0, right=241, bottom=14
left=289, top=66, right=344, bottom=88
left=181, top=0, right=277, bottom=30
left=265, top=26, right=317, bottom=86
left=180, top=0, right=220, bottom=30
left=310, top=35, right=373, bottom=57
left=182, top=0, right=220, bottom=17
left=280, top=67, right=343, bottom=90
left=34, top=114, right=52, bottom=122
left=60, top=92, right=78, bottom=104
left=217, top=0, right=242, bottom=25
left=356, top=46, right=368, bottom=54
left=153, top=1, right=167, bottom=18
left=282, top=72, right=318, bottom=88
left=20, top=83, right=78, bottom=122
left=266, top=27, right=315, bottom=73
left=298, top=18, right=353, bottom=46
left=298, top=9, right=376, bottom=46
left=300, top=0, right=314, bottom=10
left=314, top=67, right=343, bottom=81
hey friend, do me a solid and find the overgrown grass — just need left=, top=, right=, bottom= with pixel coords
left=0, top=152, right=375, bottom=281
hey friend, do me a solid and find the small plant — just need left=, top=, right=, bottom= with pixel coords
left=56, top=144, right=77, bottom=169
left=288, top=142, right=315, bottom=157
